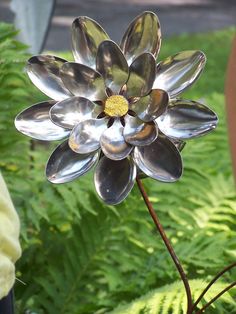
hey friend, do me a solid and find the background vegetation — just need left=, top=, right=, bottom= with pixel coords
left=0, top=23, right=236, bottom=313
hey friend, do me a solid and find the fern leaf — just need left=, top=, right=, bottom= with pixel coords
left=110, top=280, right=236, bottom=314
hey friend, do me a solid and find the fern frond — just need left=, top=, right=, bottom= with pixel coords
left=110, top=280, right=236, bottom=314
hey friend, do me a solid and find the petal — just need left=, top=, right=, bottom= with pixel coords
left=46, top=141, right=99, bottom=184
left=157, top=99, right=218, bottom=140
left=71, top=16, right=109, bottom=69
left=120, top=11, right=161, bottom=65
left=94, top=156, right=136, bottom=204
left=153, top=51, right=206, bottom=97
left=50, top=96, right=103, bottom=129
left=60, top=62, right=107, bottom=101
left=69, top=118, right=108, bottom=154
left=130, top=89, right=169, bottom=122
left=27, top=55, right=72, bottom=101
left=96, top=40, right=129, bottom=94
left=133, top=135, right=183, bottom=182
left=136, top=138, right=185, bottom=178
left=137, top=135, right=185, bottom=178
left=100, top=119, right=133, bottom=160
left=123, top=115, right=157, bottom=146
left=126, top=53, right=156, bottom=98
left=15, top=101, right=70, bottom=141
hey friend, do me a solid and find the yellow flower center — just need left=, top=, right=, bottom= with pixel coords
left=104, top=95, right=129, bottom=117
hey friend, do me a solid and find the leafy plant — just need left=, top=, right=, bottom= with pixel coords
left=0, top=22, right=235, bottom=313
left=110, top=280, right=236, bottom=314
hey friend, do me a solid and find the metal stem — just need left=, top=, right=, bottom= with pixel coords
left=136, top=178, right=193, bottom=314
left=194, top=281, right=236, bottom=314
left=191, top=261, right=236, bottom=311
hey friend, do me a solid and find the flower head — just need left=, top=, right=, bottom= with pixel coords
left=15, top=11, right=218, bottom=204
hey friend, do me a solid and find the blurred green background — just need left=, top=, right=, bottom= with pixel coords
left=0, top=23, right=236, bottom=313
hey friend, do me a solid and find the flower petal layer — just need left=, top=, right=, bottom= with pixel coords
left=153, top=51, right=206, bottom=97
left=94, top=156, right=136, bottom=204
left=71, top=16, right=109, bottom=69
left=123, top=115, right=157, bottom=146
left=96, top=40, right=129, bottom=94
left=50, top=96, right=103, bottom=129
left=69, top=118, right=108, bottom=154
left=15, top=101, right=69, bottom=141
left=136, top=137, right=185, bottom=179
left=130, top=89, right=169, bottom=122
left=126, top=53, right=156, bottom=98
left=100, top=119, right=133, bottom=160
left=157, top=99, right=218, bottom=140
left=27, top=55, right=72, bottom=101
left=120, top=11, right=161, bottom=65
left=133, top=135, right=183, bottom=182
left=46, top=141, right=99, bottom=183
left=60, top=62, right=107, bottom=101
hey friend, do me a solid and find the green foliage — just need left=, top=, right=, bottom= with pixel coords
left=110, top=280, right=236, bottom=314
left=0, top=22, right=235, bottom=313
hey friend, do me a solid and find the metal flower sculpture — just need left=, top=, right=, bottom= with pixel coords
left=15, top=11, right=218, bottom=205
left=15, top=11, right=236, bottom=314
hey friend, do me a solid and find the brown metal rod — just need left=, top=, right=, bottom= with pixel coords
left=136, top=178, right=193, bottom=314
left=225, top=36, right=236, bottom=183
left=191, top=261, right=236, bottom=311
left=194, top=281, right=236, bottom=314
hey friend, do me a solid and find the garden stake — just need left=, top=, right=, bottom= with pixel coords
left=136, top=177, right=193, bottom=314
left=137, top=178, right=236, bottom=314
left=195, top=281, right=236, bottom=313
left=13, top=10, right=236, bottom=313
left=191, top=261, right=236, bottom=311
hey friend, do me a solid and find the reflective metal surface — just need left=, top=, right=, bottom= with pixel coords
left=133, top=136, right=183, bottom=182
left=94, top=156, right=137, bottom=204
left=69, top=118, right=108, bottom=153
left=100, top=119, right=133, bottom=160
left=130, top=89, right=169, bottom=122
left=27, top=55, right=72, bottom=101
left=15, top=101, right=70, bottom=141
left=153, top=51, right=206, bottom=98
left=46, top=141, right=99, bottom=183
left=50, top=96, right=102, bottom=129
left=126, top=53, right=156, bottom=98
left=157, top=99, right=218, bottom=139
left=120, top=11, right=161, bottom=65
left=71, top=16, right=109, bottom=69
left=123, top=115, right=157, bottom=146
left=136, top=137, right=186, bottom=179
left=60, top=62, right=107, bottom=101
left=15, top=11, right=219, bottom=205
left=96, top=40, right=129, bottom=94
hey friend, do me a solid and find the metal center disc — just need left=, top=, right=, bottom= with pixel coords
left=104, top=95, right=129, bottom=117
